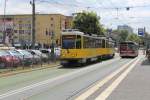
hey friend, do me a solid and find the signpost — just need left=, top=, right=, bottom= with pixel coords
left=138, top=28, right=145, bottom=36
left=138, top=27, right=147, bottom=54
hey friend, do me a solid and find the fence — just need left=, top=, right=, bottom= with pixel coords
left=0, top=53, right=60, bottom=74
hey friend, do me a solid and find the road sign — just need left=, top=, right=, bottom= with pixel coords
left=138, top=28, right=145, bottom=36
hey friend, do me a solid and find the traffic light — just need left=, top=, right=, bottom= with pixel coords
left=126, top=7, right=130, bottom=11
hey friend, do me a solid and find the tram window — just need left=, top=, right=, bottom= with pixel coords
left=90, top=38, right=94, bottom=48
left=62, top=35, right=75, bottom=49
left=83, top=37, right=102, bottom=48
left=62, top=40, right=75, bottom=49
left=106, top=41, right=109, bottom=48
left=99, top=40, right=102, bottom=48
left=89, top=38, right=93, bottom=48
left=128, top=43, right=138, bottom=50
left=102, top=39, right=105, bottom=48
left=96, top=39, right=102, bottom=48
left=83, top=37, right=89, bottom=48
left=94, top=39, right=97, bottom=48
left=76, top=35, right=81, bottom=49
left=95, top=39, right=98, bottom=48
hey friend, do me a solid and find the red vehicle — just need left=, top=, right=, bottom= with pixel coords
left=0, top=50, right=20, bottom=68
left=146, top=48, right=150, bottom=61
left=119, top=41, right=139, bottom=58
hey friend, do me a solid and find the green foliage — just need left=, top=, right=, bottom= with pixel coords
left=112, top=29, right=141, bottom=43
left=118, top=30, right=129, bottom=42
left=73, top=11, right=104, bottom=35
left=127, top=34, right=141, bottom=43
left=112, top=30, right=129, bottom=42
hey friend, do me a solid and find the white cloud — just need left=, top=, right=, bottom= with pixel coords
left=127, top=0, right=150, bottom=6
left=76, top=0, right=97, bottom=4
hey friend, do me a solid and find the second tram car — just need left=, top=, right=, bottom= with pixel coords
left=119, top=41, right=139, bottom=58
left=60, top=29, right=115, bottom=66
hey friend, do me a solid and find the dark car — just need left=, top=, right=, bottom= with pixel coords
left=0, top=50, right=20, bottom=68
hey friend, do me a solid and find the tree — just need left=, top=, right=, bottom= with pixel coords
left=127, top=34, right=141, bottom=43
left=73, top=11, right=104, bottom=35
left=118, top=30, right=129, bottom=42
left=111, top=30, right=129, bottom=42
left=140, top=32, right=150, bottom=48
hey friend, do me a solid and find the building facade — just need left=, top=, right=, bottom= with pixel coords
left=117, top=25, right=133, bottom=34
left=0, top=14, right=73, bottom=48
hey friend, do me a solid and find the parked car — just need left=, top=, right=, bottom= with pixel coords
left=27, top=50, right=41, bottom=64
left=41, top=48, right=61, bottom=59
left=0, top=50, right=20, bottom=68
left=17, top=50, right=33, bottom=66
left=146, top=49, right=150, bottom=61
left=7, top=50, right=24, bottom=63
left=40, top=49, right=51, bottom=60
left=28, top=50, right=48, bottom=62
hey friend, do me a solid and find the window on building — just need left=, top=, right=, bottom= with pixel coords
left=28, top=32, right=31, bottom=35
left=51, top=17, right=54, bottom=21
left=19, top=30, right=24, bottom=34
left=14, top=30, right=17, bottom=33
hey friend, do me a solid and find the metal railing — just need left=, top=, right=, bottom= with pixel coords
left=0, top=53, right=60, bottom=73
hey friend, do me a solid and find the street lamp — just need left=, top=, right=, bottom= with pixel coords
left=30, top=0, right=36, bottom=49
left=2, top=0, right=7, bottom=45
left=51, top=31, right=55, bottom=61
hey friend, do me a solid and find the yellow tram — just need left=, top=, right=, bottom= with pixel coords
left=60, top=29, right=115, bottom=65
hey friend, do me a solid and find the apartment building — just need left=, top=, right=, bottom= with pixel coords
left=0, top=14, right=73, bottom=48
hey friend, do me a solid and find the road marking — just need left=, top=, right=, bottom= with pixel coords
left=75, top=58, right=137, bottom=100
left=95, top=57, right=140, bottom=100
left=0, top=57, right=120, bottom=99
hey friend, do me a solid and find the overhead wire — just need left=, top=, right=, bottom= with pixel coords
left=106, top=0, right=150, bottom=32
left=106, top=0, right=130, bottom=25
left=35, top=0, right=150, bottom=31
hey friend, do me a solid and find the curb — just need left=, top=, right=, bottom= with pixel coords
left=0, top=64, right=60, bottom=78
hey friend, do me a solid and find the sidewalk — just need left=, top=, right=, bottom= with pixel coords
left=108, top=56, right=150, bottom=100
left=0, top=62, right=60, bottom=78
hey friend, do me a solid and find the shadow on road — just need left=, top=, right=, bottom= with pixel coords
left=141, top=59, right=150, bottom=66
left=58, top=64, right=88, bottom=69
left=58, top=58, right=114, bottom=69
left=120, top=56, right=137, bottom=59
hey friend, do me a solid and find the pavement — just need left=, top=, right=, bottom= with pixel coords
left=0, top=53, right=149, bottom=100
left=107, top=57, right=150, bottom=100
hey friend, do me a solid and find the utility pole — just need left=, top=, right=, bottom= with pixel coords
left=30, top=0, right=36, bottom=49
left=51, top=31, right=55, bottom=61
left=2, top=0, right=7, bottom=44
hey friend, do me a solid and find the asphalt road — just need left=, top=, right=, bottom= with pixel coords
left=0, top=54, right=149, bottom=100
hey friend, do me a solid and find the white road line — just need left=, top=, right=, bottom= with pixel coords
left=95, top=57, right=140, bottom=100
left=75, top=58, right=137, bottom=100
left=0, top=57, right=120, bottom=99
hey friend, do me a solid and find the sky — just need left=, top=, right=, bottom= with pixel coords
left=0, top=0, right=150, bottom=33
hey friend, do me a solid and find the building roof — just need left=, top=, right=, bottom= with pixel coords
left=0, top=13, right=67, bottom=17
